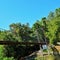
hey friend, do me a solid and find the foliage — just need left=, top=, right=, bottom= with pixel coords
left=0, top=57, right=14, bottom=60
left=35, top=55, right=55, bottom=60
left=0, top=45, right=5, bottom=57
left=0, top=8, right=60, bottom=59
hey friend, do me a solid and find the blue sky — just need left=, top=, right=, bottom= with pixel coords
left=0, top=0, right=60, bottom=30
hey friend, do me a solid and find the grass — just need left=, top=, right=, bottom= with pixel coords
left=35, top=55, right=55, bottom=60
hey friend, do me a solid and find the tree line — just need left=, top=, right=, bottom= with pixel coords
left=0, top=8, right=60, bottom=60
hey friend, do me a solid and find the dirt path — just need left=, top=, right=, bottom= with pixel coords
left=51, top=46, right=60, bottom=60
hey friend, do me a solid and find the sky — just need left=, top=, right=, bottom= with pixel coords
left=0, top=0, right=60, bottom=30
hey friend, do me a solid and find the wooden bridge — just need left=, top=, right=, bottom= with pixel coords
left=0, top=41, right=47, bottom=45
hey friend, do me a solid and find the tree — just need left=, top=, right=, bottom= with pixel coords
left=55, top=8, right=60, bottom=17
left=48, top=12, right=54, bottom=20
left=46, top=17, right=60, bottom=44
left=4, top=23, right=33, bottom=59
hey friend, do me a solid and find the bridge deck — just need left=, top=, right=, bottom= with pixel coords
left=0, top=41, right=47, bottom=45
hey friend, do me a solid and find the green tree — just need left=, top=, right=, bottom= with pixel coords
left=47, top=14, right=60, bottom=44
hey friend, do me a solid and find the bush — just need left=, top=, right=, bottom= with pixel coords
left=0, top=45, right=5, bottom=57
left=3, top=57, right=15, bottom=60
left=0, top=57, right=15, bottom=60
